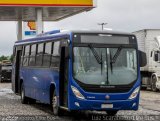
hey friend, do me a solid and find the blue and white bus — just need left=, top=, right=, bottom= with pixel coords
left=12, top=30, right=145, bottom=116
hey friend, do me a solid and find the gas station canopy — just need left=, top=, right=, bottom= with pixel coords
left=0, top=0, right=94, bottom=21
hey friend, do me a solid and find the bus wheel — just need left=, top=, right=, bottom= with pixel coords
left=21, top=83, right=28, bottom=104
left=28, top=98, right=36, bottom=104
left=52, top=91, right=62, bottom=116
left=0, top=78, right=3, bottom=83
left=106, top=111, right=118, bottom=116
left=151, top=76, right=158, bottom=92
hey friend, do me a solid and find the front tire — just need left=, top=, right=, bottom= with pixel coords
left=52, top=91, right=62, bottom=116
left=106, top=111, right=118, bottom=116
left=21, top=83, right=28, bottom=104
left=0, top=77, right=3, bottom=83
left=28, top=98, right=36, bottom=104
left=151, top=76, right=158, bottom=92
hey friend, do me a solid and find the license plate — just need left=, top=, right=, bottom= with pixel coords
left=101, top=104, right=113, bottom=108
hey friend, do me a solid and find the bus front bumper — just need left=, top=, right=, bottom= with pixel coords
left=69, top=96, right=139, bottom=111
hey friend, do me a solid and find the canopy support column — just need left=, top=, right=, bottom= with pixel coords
left=17, top=20, right=22, bottom=40
left=36, top=8, right=43, bottom=34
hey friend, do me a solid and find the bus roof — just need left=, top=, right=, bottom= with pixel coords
left=15, top=30, right=134, bottom=46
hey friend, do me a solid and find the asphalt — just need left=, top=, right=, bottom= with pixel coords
left=0, top=83, right=160, bottom=121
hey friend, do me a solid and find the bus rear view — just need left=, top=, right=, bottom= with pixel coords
left=69, top=32, right=140, bottom=115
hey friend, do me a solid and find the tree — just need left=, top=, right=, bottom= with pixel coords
left=0, top=55, right=8, bottom=61
left=10, top=55, right=14, bottom=62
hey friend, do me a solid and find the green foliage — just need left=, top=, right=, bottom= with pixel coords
left=0, top=55, right=12, bottom=62
left=10, top=55, right=14, bottom=62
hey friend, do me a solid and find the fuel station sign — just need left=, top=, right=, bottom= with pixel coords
left=27, top=22, right=36, bottom=30
left=24, top=21, right=37, bottom=38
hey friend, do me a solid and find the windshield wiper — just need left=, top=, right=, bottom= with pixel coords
left=88, top=44, right=102, bottom=64
left=88, top=44, right=103, bottom=75
left=110, top=46, right=122, bottom=64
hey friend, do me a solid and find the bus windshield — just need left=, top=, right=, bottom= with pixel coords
left=73, top=46, right=137, bottom=86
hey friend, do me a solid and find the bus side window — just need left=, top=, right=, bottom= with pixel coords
left=23, top=45, right=30, bottom=66
left=29, top=44, right=36, bottom=66
left=43, top=42, right=52, bottom=67
left=36, top=43, right=44, bottom=66
left=51, top=41, right=60, bottom=68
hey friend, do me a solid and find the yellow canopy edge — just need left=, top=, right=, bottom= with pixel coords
left=0, top=0, right=93, bottom=6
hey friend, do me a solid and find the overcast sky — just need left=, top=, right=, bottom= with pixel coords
left=0, top=0, right=160, bottom=56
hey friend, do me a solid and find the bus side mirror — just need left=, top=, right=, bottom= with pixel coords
left=154, top=53, right=158, bottom=61
left=154, top=51, right=160, bottom=62
left=139, top=50, right=147, bottom=67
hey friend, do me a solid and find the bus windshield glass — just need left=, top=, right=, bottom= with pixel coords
left=73, top=35, right=137, bottom=86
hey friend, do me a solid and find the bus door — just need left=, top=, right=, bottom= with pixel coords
left=59, top=41, right=69, bottom=107
left=12, top=46, right=22, bottom=94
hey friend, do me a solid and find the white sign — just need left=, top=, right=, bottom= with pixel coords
left=23, top=21, right=37, bottom=39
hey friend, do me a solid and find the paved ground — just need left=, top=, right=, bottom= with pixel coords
left=0, top=83, right=160, bottom=121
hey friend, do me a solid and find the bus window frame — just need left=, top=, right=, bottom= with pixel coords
left=18, top=37, right=69, bottom=69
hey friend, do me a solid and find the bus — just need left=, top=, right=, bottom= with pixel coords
left=12, top=30, right=146, bottom=116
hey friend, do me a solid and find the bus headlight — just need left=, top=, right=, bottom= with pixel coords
left=129, top=86, right=140, bottom=100
left=71, top=86, right=85, bottom=100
